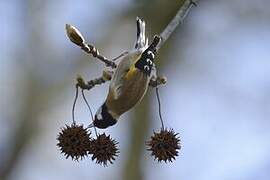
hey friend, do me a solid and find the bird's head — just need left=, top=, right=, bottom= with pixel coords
left=92, top=103, right=117, bottom=129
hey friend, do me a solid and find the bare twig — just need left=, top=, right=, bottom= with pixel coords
left=66, top=24, right=117, bottom=68
left=155, top=87, right=165, bottom=130
left=81, top=90, right=98, bottom=137
left=156, top=0, right=197, bottom=51
left=71, top=86, right=79, bottom=124
left=76, top=71, right=111, bottom=91
left=81, top=43, right=117, bottom=68
left=76, top=76, right=106, bottom=90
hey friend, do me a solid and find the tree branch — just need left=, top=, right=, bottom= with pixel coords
left=76, top=72, right=111, bottom=91
left=66, top=24, right=117, bottom=68
left=156, top=0, right=197, bottom=51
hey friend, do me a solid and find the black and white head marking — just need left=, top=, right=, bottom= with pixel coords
left=94, top=103, right=117, bottom=129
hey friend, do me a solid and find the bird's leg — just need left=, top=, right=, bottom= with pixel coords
left=76, top=70, right=113, bottom=91
left=112, top=51, right=129, bottom=61
left=149, top=66, right=167, bottom=87
left=149, top=76, right=167, bottom=87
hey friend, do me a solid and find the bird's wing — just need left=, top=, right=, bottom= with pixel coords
left=109, top=53, right=136, bottom=99
left=109, top=17, right=148, bottom=100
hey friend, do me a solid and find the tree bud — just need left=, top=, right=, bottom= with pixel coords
left=66, top=24, right=85, bottom=46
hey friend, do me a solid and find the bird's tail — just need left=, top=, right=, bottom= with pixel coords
left=135, top=17, right=148, bottom=49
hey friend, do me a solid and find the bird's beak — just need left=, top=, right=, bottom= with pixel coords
left=88, top=122, right=94, bottom=129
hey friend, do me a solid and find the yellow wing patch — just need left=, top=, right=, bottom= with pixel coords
left=125, top=65, right=137, bottom=79
left=125, top=55, right=142, bottom=80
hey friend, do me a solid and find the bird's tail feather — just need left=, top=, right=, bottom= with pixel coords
left=135, top=17, right=148, bottom=49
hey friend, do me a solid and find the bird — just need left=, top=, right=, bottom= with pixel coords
left=91, top=17, right=161, bottom=129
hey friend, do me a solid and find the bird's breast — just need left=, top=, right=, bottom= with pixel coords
left=106, top=68, right=149, bottom=117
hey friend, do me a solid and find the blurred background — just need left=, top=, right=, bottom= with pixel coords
left=1, top=0, right=270, bottom=180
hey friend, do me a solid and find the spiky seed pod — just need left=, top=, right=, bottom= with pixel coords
left=89, top=133, right=119, bottom=166
left=65, top=24, right=85, bottom=46
left=57, top=123, right=91, bottom=161
left=146, top=128, right=181, bottom=163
